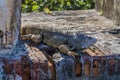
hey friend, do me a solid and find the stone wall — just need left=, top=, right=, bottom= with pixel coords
left=95, top=0, right=120, bottom=26
left=0, top=0, right=21, bottom=53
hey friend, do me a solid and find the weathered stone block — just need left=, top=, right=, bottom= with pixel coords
left=92, top=59, right=99, bottom=77
left=14, top=61, right=22, bottom=76
left=108, top=59, right=116, bottom=75
left=3, top=59, right=13, bottom=75
left=84, top=59, right=91, bottom=76
left=21, top=56, right=31, bottom=80
left=116, top=59, right=120, bottom=74
left=100, top=59, right=106, bottom=74
left=27, top=45, right=50, bottom=80
left=53, top=53, right=75, bottom=80
left=74, top=56, right=82, bottom=77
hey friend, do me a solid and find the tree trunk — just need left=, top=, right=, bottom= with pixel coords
left=95, top=0, right=120, bottom=26
left=0, top=0, right=21, bottom=53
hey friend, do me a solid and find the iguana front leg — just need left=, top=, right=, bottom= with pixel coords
left=20, top=34, right=33, bottom=40
left=20, top=34, right=42, bottom=43
left=58, top=45, right=79, bottom=58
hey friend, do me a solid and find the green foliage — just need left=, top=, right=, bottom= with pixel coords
left=21, top=0, right=95, bottom=13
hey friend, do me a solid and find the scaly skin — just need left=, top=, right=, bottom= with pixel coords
left=20, top=31, right=79, bottom=58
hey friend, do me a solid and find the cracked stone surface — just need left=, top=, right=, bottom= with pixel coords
left=21, top=10, right=119, bottom=35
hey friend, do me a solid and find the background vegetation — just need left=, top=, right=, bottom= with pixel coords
left=22, top=0, right=95, bottom=13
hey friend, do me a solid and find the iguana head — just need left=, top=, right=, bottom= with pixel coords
left=68, top=33, right=97, bottom=50
left=31, top=34, right=42, bottom=44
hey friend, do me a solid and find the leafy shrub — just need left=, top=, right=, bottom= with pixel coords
left=22, top=0, right=95, bottom=13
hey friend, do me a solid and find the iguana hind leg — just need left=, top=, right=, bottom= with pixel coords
left=58, top=45, right=79, bottom=58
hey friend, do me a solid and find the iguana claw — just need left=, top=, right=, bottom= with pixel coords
left=67, top=51, right=79, bottom=58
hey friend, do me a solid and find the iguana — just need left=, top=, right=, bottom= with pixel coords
left=20, top=31, right=97, bottom=58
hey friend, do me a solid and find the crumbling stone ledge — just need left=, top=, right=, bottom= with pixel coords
left=0, top=40, right=120, bottom=80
